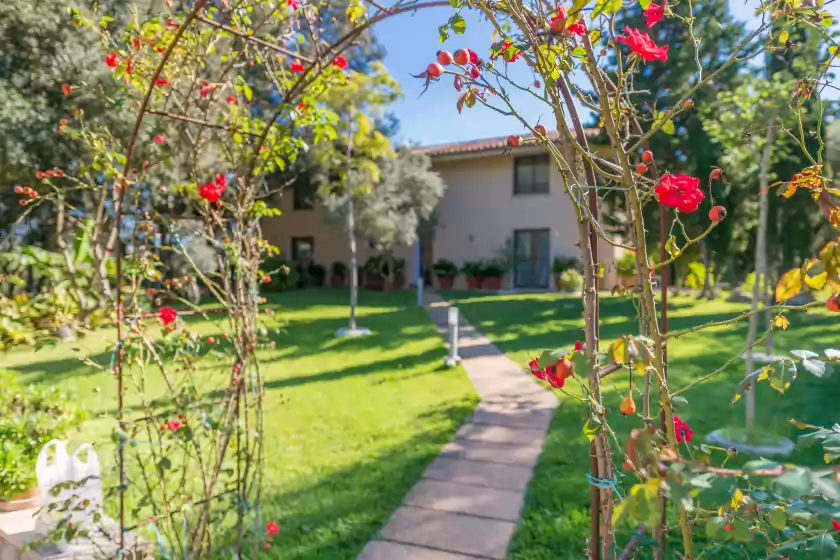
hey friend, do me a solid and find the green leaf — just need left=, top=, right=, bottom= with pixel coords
left=638, top=0, right=651, bottom=8
left=438, top=24, right=449, bottom=43
left=705, top=516, right=728, bottom=540
left=539, top=349, right=566, bottom=370
left=732, top=518, right=753, bottom=542
left=825, top=349, right=840, bottom=359
left=571, top=46, right=586, bottom=59
left=770, top=534, right=838, bottom=559
left=733, top=367, right=770, bottom=404
left=662, top=120, right=675, bottom=135
left=774, top=467, right=812, bottom=500
left=822, top=15, right=833, bottom=26
left=671, top=395, right=688, bottom=407
left=582, top=419, right=602, bottom=441
left=779, top=29, right=790, bottom=44
left=242, top=82, right=253, bottom=102
left=768, top=508, right=787, bottom=530
left=813, top=476, right=840, bottom=502
left=449, top=13, right=466, bottom=34
left=792, top=349, right=820, bottom=359
left=572, top=351, right=593, bottom=376
left=611, top=336, right=628, bottom=364
left=802, top=358, right=831, bottom=378
left=743, top=459, right=781, bottom=472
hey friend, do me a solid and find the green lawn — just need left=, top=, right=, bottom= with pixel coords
left=3, top=289, right=478, bottom=559
left=443, top=291, right=840, bottom=560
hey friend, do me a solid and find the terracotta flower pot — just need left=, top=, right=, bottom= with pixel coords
left=483, top=277, right=502, bottom=290
left=619, top=275, right=636, bottom=289
left=391, top=275, right=405, bottom=290
left=330, top=275, right=347, bottom=287
left=466, top=276, right=481, bottom=290
left=0, top=488, right=39, bottom=512
left=437, top=275, right=455, bottom=289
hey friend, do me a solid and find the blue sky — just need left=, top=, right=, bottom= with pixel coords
left=373, top=2, right=839, bottom=146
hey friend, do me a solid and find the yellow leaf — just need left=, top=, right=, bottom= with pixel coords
left=774, top=315, right=790, bottom=330
left=802, top=258, right=827, bottom=290
left=612, top=337, right=627, bottom=364
left=731, top=488, right=744, bottom=509
left=779, top=29, right=790, bottom=44
left=775, top=268, right=803, bottom=302
left=781, top=183, right=797, bottom=198
left=492, top=31, right=497, bottom=40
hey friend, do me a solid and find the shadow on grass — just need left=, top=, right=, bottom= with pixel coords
left=212, top=400, right=477, bottom=560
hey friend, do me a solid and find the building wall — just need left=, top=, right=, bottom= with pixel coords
left=428, top=153, right=619, bottom=290
left=261, top=192, right=415, bottom=282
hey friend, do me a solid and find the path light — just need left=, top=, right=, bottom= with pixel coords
left=444, top=307, right=461, bottom=368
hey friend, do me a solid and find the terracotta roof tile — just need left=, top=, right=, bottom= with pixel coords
left=415, top=129, right=602, bottom=158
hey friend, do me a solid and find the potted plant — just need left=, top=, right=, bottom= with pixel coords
left=0, top=371, right=86, bottom=512
left=262, top=257, right=300, bottom=291
left=363, top=256, right=385, bottom=290
left=559, top=269, right=584, bottom=294
left=482, top=260, right=506, bottom=291
left=462, top=261, right=484, bottom=290
left=616, top=253, right=637, bottom=288
left=433, top=259, right=458, bottom=289
left=330, top=261, right=348, bottom=286
left=552, top=257, right=578, bottom=291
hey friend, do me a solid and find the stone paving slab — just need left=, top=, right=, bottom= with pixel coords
left=380, top=507, right=516, bottom=560
left=358, top=293, right=557, bottom=559
left=423, top=457, right=533, bottom=492
left=456, top=423, right=545, bottom=446
left=440, top=438, right=543, bottom=468
left=404, top=479, right=524, bottom=521
left=358, top=541, right=482, bottom=560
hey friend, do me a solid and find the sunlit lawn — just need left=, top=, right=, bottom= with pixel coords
left=443, top=291, right=840, bottom=560
left=3, top=289, right=478, bottom=559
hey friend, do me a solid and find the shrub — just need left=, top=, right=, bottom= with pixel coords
left=0, top=371, right=86, bottom=499
left=262, top=257, right=300, bottom=291
left=684, top=261, right=714, bottom=290
left=301, top=263, right=326, bottom=288
left=482, top=260, right=506, bottom=278
left=462, top=260, right=484, bottom=278
left=559, top=269, right=584, bottom=292
left=616, top=253, right=637, bottom=278
left=433, top=259, right=458, bottom=278
left=552, top=256, right=578, bottom=275
left=331, top=261, right=349, bottom=278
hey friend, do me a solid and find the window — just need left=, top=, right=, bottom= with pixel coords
left=292, top=174, right=316, bottom=210
left=291, top=237, right=315, bottom=263
left=514, top=155, right=550, bottom=195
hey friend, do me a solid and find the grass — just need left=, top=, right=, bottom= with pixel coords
left=3, top=289, right=478, bottom=559
left=443, top=291, right=840, bottom=559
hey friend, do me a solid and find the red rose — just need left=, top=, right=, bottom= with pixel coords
left=287, top=0, right=301, bottom=9
left=226, top=96, right=236, bottom=104
left=528, top=359, right=547, bottom=381
left=643, top=3, right=665, bottom=27
left=166, top=419, right=181, bottom=431
left=655, top=174, right=705, bottom=213
left=132, top=37, right=142, bottom=50
left=105, top=53, right=119, bottom=68
left=156, top=77, right=169, bottom=86
left=215, top=174, right=227, bottom=188
left=61, top=84, right=72, bottom=96
left=290, top=62, right=305, bottom=73
left=673, top=415, right=693, bottom=443
left=616, top=26, right=668, bottom=62
left=574, top=340, right=583, bottom=352
left=159, top=307, right=177, bottom=326
left=297, top=102, right=307, bottom=110
left=467, top=49, right=479, bottom=65
left=153, top=136, right=165, bottom=144
left=833, top=519, right=840, bottom=531
left=266, top=521, right=280, bottom=537
left=200, top=81, right=214, bottom=98
left=332, top=56, right=348, bottom=70
left=567, top=20, right=587, bottom=35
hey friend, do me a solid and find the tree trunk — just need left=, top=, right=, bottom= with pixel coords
left=698, top=240, right=715, bottom=300
left=745, top=119, right=776, bottom=435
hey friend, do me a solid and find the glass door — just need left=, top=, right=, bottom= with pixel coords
left=513, top=229, right=550, bottom=288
